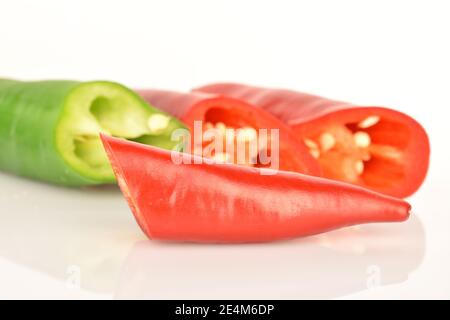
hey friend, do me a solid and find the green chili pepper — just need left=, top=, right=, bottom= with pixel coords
left=0, top=79, right=187, bottom=186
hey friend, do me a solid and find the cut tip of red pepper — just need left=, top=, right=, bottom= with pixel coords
left=100, top=134, right=410, bottom=243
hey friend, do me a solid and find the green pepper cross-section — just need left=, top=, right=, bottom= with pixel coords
left=0, top=79, right=187, bottom=186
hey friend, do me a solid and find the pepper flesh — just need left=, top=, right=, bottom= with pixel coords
left=195, top=83, right=430, bottom=198
left=136, top=89, right=319, bottom=175
left=0, top=79, right=186, bottom=186
left=101, top=134, right=410, bottom=243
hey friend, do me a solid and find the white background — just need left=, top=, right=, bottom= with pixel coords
left=0, top=0, right=449, bottom=299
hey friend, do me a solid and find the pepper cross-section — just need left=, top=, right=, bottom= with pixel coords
left=0, top=79, right=186, bottom=185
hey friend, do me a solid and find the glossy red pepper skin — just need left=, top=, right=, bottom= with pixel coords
left=195, top=83, right=430, bottom=198
left=135, top=89, right=320, bottom=175
left=101, top=134, right=410, bottom=243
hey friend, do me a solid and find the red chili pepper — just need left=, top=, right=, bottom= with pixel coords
left=100, top=134, right=410, bottom=243
left=135, top=89, right=320, bottom=175
left=195, top=83, right=430, bottom=198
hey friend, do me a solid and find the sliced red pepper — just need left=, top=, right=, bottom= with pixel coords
left=135, top=90, right=320, bottom=175
left=195, top=83, right=430, bottom=198
left=101, top=134, right=410, bottom=243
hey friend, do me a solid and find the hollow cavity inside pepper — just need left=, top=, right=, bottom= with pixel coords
left=56, top=82, right=186, bottom=182
left=303, top=115, right=396, bottom=183
left=297, top=110, right=413, bottom=192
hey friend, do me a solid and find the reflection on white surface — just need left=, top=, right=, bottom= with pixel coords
left=0, top=172, right=144, bottom=293
left=0, top=171, right=425, bottom=299
left=115, top=216, right=425, bottom=299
